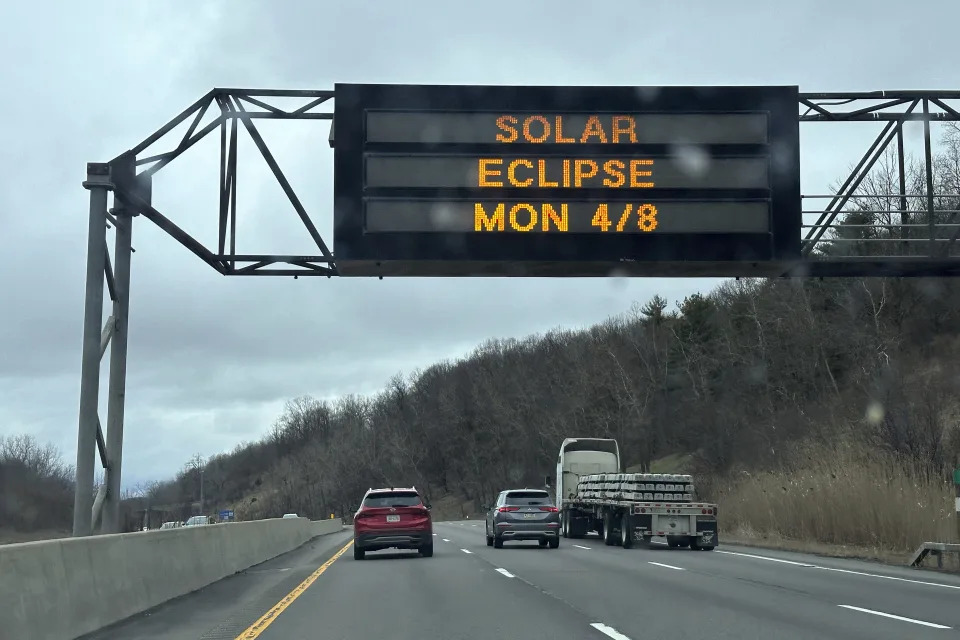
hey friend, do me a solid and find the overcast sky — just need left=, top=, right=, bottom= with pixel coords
left=1, top=0, right=957, bottom=489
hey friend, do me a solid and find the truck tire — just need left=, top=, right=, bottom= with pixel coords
left=603, top=512, right=617, bottom=546
left=561, top=512, right=569, bottom=538
left=620, top=514, right=634, bottom=549
left=569, top=517, right=585, bottom=539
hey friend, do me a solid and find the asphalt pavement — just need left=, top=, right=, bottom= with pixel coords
left=82, top=520, right=960, bottom=640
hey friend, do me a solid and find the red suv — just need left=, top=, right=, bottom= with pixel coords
left=353, top=487, right=433, bottom=560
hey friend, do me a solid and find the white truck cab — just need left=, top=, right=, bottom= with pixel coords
left=556, top=437, right=620, bottom=505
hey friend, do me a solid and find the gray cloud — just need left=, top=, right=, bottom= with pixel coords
left=1, top=0, right=958, bottom=488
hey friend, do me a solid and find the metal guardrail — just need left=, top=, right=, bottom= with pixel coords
left=908, top=542, right=960, bottom=569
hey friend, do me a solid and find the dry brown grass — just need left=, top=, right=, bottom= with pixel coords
left=706, top=442, right=958, bottom=559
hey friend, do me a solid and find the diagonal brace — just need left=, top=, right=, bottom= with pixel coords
left=119, top=188, right=226, bottom=274
left=96, top=415, right=109, bottom=469
left=228, top=97, right=333, bottom=259
left=803, top=101, right=919, bottom=254
left=99, top=315, right=114, bottom=360
left=104, top=247, right=116, bottom=303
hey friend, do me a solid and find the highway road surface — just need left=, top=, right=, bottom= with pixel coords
left=80, top=520, right=960, bottom=640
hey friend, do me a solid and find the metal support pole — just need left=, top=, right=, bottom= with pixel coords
left=897, top=127, right=908, bottom=254
left=923, top=99, right=936, bottom=256
left=101, top=201, right=133, bottom=533
left=73, top=164, right=111, bottom=537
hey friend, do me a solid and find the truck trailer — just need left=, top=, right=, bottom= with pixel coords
left=555, top=437, right=718, bottom=550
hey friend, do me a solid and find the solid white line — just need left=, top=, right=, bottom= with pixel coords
left=648, top=561, right=685, bottom=571
left=442, top=538, right=451, bottom=542
left=461, top=548, right=472, bottom=554
left=715, top=550, right=815, bottom=567
left=837, top=605, right=951, bottom=629
left=590, top=622, right=633, bottom=640
left=573, top=544, right=592, bottom=550
left=496, top=568, right=515, bottom=578
left=718, top=550, right=960, bottom=590
left=815, top=565, right=960, bottom=590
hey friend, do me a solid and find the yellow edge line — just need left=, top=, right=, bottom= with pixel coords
left=235, top=539, right=354, bottom=639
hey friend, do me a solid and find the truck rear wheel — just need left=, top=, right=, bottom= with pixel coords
left=603, top=512, right=618, bottom=546
left=561, top=512, right=569, bottom=538
left=620, top=514, right=634, bottom=549
left=569, top=516, right=586, bottom=539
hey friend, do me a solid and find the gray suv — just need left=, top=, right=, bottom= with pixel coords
left=484, top=489, right=560, bottom=549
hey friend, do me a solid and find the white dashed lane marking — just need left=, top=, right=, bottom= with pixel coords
left=461, top=549, right=472, bottom=554
left=495, top=568, right=515, bottom=578
left=590, top=622, right=632, bottom=639
left=573, top=544, right=591, bottom=550
left=648, top=561, right=685, bottom=571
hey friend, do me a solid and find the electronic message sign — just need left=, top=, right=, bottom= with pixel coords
left=332, top=84, right=801, bottom=277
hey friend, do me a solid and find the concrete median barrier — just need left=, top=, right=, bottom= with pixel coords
left=0, top=517, right=343, bottom=640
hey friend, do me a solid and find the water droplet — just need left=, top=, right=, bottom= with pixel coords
left=670, top=143, right=710, bottom=178
left=747, top=363, right=767, bottom=385
left=865, top=401, right=885, bottom=425
left=430, top=203, right=459, bottom=230
left=607, top=266, right=630, bottom=289
left=420, top=124, right=443, bottom=144
left=634, top=86, right=661, bottom=103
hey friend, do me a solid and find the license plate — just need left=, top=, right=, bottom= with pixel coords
left=386, top=515, right=400, bottom=523
left=523, top=513, right=536, bottom=519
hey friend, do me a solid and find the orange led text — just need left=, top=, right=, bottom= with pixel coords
left=495, top=115, right=640, bottom=144
left=477, top=158, right=654, bottom=189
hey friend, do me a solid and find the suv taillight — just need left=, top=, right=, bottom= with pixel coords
left=539, top=506, right=559, bottom=512
left=497, top=506, right=520, bottom=512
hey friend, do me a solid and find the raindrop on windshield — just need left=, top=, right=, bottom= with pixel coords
left=669, top=143, right=710, bottom=178
left=607, top=266, right=630, bottom=289
left=864, top=400, right=885, bottom=425
left=430, top=203, right=459, bottom=231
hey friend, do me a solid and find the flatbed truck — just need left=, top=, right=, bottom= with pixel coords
left=555, top=437, right=718, bottom=550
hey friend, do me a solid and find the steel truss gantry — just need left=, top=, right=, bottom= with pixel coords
left=74, top=88, right=960, bottom=536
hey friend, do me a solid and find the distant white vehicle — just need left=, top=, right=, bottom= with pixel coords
left=184, top=515, right=211, bottom=527
left=159, top=521, right=180, bottom=530
left=282, top=513, right=299, bottom=519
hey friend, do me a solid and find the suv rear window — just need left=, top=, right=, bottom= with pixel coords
left=362, top=491, right=422, bottom=507
left=505, top=491, right=551, bottom=505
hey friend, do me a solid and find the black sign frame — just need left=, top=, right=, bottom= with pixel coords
left=333, top=83, right=801, bottom=277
